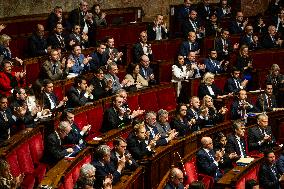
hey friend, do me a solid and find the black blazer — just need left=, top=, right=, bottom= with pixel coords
left=100, top=107, right=131, bottom=133
left=224, top=77, right=244, bottom=94
left=132, top=43, right=153, bottom=64
left=44, top=132, right=68, bottom=164
left=92, top=159, right=121, bottom=188
left=259, top=162, right=280, bottom=188
left=198, top=83, right=222, bottom=99
left=110, top=149, right=138, bottom=171
left=63, top=123, right=84, bottom=145
left=126, top=135, right=152, bottom=160
left=90, top=51, right=108, bottom=71
left=230, top=100, right=259, bottom=120
left=262, top=34, right=280, bottom=49
left=248, top=125, right=276, bottom=152
left=170, top=117, right=192, bottom=136
left=66, top=86, right=89, bottom=108
left=89, top=77, right=112, bottom=100
left=226, top=134, right=247, bottom=157
left=28, top=33, right=48, bottom=57
left=229, top=21, right=244, bottom=34
left=47, top=33, right=67, bottom=51
left=256, top=94, right=277, bottom=112
left=147, top=23, right=168, bottom=41
left=42, top=92, right=59, bottom=110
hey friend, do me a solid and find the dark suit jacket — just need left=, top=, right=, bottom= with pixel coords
left=181, top=19, right=202, bottom=39
left=276, top=154, right=284, bottom=175
left=239, top=34, right=254, bottom=49
left=224, top=77, right=243, bottom=94
left=89, top=77, right=112, bottom=100
left=42, top=92, right=59, bottom=110
left=198, top=83, right=222, bottom=99
left=0, top=45, right=12, bottom=60
left=92, top=159, right=121, bottom=188
left=47, top=33, right=67, bottom=51
left=66, top=86, right=90, bottom=108
left=133, top=43, right=153, bottom=64
left=147, top=23, right=168, bottom=41
left=0, top=109, right=16, bottom=144
left=177, top=5, right=194, bottom=22
left=28, top=33, right=48, bottom=57
left=68, top=33, right=89, bottom=49
left=204, top=58, right=223, bottom=74
left=170, top=117, right=192, bottom=136
left=164, top=182, right=184, bottom=189
left=90, top=51, right=108, bottom=71
left=46, top=12, right=69, bottom=32
left=68, top=8, right=86, bottom=28
left=248, top=125, right=276, bottom=152
left=63, top=123, right=84, bottom=145
left=229, top=21, right=244, bottom=34
left=259, top=162, right=280, bottom=188
left=44, top=132, right=68, bottom=164
left=196, top=148, right=223, bottom=181
left=266, top=74, right=284, bottom=95
left=197, top=3, right=213, bottom=21
left=226, top=134, right=247, bottom=157
left=110, top=150, right=138, bottom=171
left=100, top=107, right=131, bottom=133
left=179, top=40, right=199, bottom=57
left=215, top=37, right=233, bottom=60
left=256, top=94, right=277, bottom=112
left=126, top=135, right=152, bottom=160
left=262, top=34, right=280, bottom=49
left=205, top=21, right=221, bottom=37
left=231, top=100, right=259, bottom=120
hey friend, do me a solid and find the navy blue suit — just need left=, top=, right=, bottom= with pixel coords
left=204, top=58, right=223, bottom=74
left=262, top=34, right=281, bottom=49
left=133, top=43, right=153, bottom=64
left=259, top=162, right=280, bottom=188
left=229, top=21, right=244, bottom=34
left=224, top=77, right=244, bottom=94
left=147, top=23, right=168, bottom=41
left=196, top=148, right=223, bottom=181
left=66, top=86, right=90, bottom=108
left=90, top=51, right=108, bottom=71
left=170, top=117, right=192, bottom=136
left=126, top=134, right=153, bottom=160
left=0, top=109, right=16, bottom=144
left=231, top=100, right=258, bottom=120
left=276, top=154, right=284, bottom=175
left=179, top=41, right=199, bottom=57
left=28, top=33, right=48, bottom=57
left=215, top=38, right=234, bottom=60
left=256, top=94, right=277, bottom=112
left=239, top=34, right=254, bottom=49
left=145, top=124, right=168, bottom=146
left=226, top=134, right=247, bottom=157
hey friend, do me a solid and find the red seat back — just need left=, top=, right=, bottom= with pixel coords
left=28, top=133, right=44, bottom=164
left=127, top=93, right=139, bottom=111
left=16, top=142, right=35, bottom=174
left=86, top=104, right=104, bottom=138
left=6, top=151, right=21, bottom=177
left=184, top=157, right=198, bottom=185
left=74, top=112, right=88, bottom=130
left=156, top=86, right=177, bottom=111
left=138, top=90, right=159, bottom=111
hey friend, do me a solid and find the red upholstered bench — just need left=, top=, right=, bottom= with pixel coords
left=138, top=89, right=159, bottom=111
left=156, top=85, right=177, bottom=111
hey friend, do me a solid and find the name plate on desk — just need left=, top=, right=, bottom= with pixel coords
left=236, top=157, right=254, bottom=166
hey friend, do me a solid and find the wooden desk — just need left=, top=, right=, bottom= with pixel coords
left=113, top=167, right=145, bottom=189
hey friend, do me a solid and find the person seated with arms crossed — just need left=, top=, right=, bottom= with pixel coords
left=127, top=122, right=156, bottom=160
left=92, top=145, right=125, bottom=188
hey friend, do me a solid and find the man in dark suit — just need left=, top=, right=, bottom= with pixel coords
left=111, top=137, right=138, bottom=171
left=68, top=24, right=89, bottom=49
left=262, top=25, right=283, bottom=49
left=92, top=145, right=125, bottom=188
left=46, top=6, right=68, bottom=32
left=61, top=110, right=90, bottom=145
left=66, top=76, right=94, bottom=108
left=0, top=96, right=16, bottom=144
left=226, top=120, right=247, bottom=158
left=215, top=29, right=238, bottom=61
left=248, top=114, right=277, bottom=152
left=139, top=55, right=156, bottom=85
left=179, top=32, right=200, bottom=57
left=133, top=31, right=153, bottom=64
left=100, top=95, right=132, bottom=133
left=90, top=42, right=108, bottom=71
left=181, top=10, right=205, bottom=39
left=44, top=121, right=74, bottom=164
left=259, top=151, right=283, bottom=188
left=41, top=79, right=68, bottom=111
left=196, top=137, right=223, bottom=181
left=256, top=84, right=278, bottom=112
left=127, top=122, right=155, bottom=160
left=47, top=23, right=68, bottom=51
left=104, top=36, right=124, bottom=65
left=89, top=68, right=113, bottom=100
left=204, top=49, right=228, bottom=74
left=68, top=0, right=90, bottom=29
left=224, top=67, right=248, bottom=94
left=164, top=168, right=185, bottom=189
left=28, top=24, right=49, bottom=57
left=239, top=25, right=254, bottom=50
left=229, top=11, right=248, bottom=34
left=147, top=14, right=169, bottom=41
left=216, top=0, right=232, bottom=19
left=231, top=89, right=258, bottom=120
left=197, top=0, right=213, bottom=21
left=178, top=0, right=194, bottom=22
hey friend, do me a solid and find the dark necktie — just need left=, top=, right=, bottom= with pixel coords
left=267, top=96, right=272, bottom=108
left=52, top=64, right=57, bottom=75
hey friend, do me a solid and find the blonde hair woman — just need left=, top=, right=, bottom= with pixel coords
left=198, top=72, right=223, bottom=99
left=0, top=34, right=23, bottom=65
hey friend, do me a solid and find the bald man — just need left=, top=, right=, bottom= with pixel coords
left=164, top=168, right=185, bottom=189
left=28, top=24, right=49, bottom=57
left=196, top=137, right=223, bottom=181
